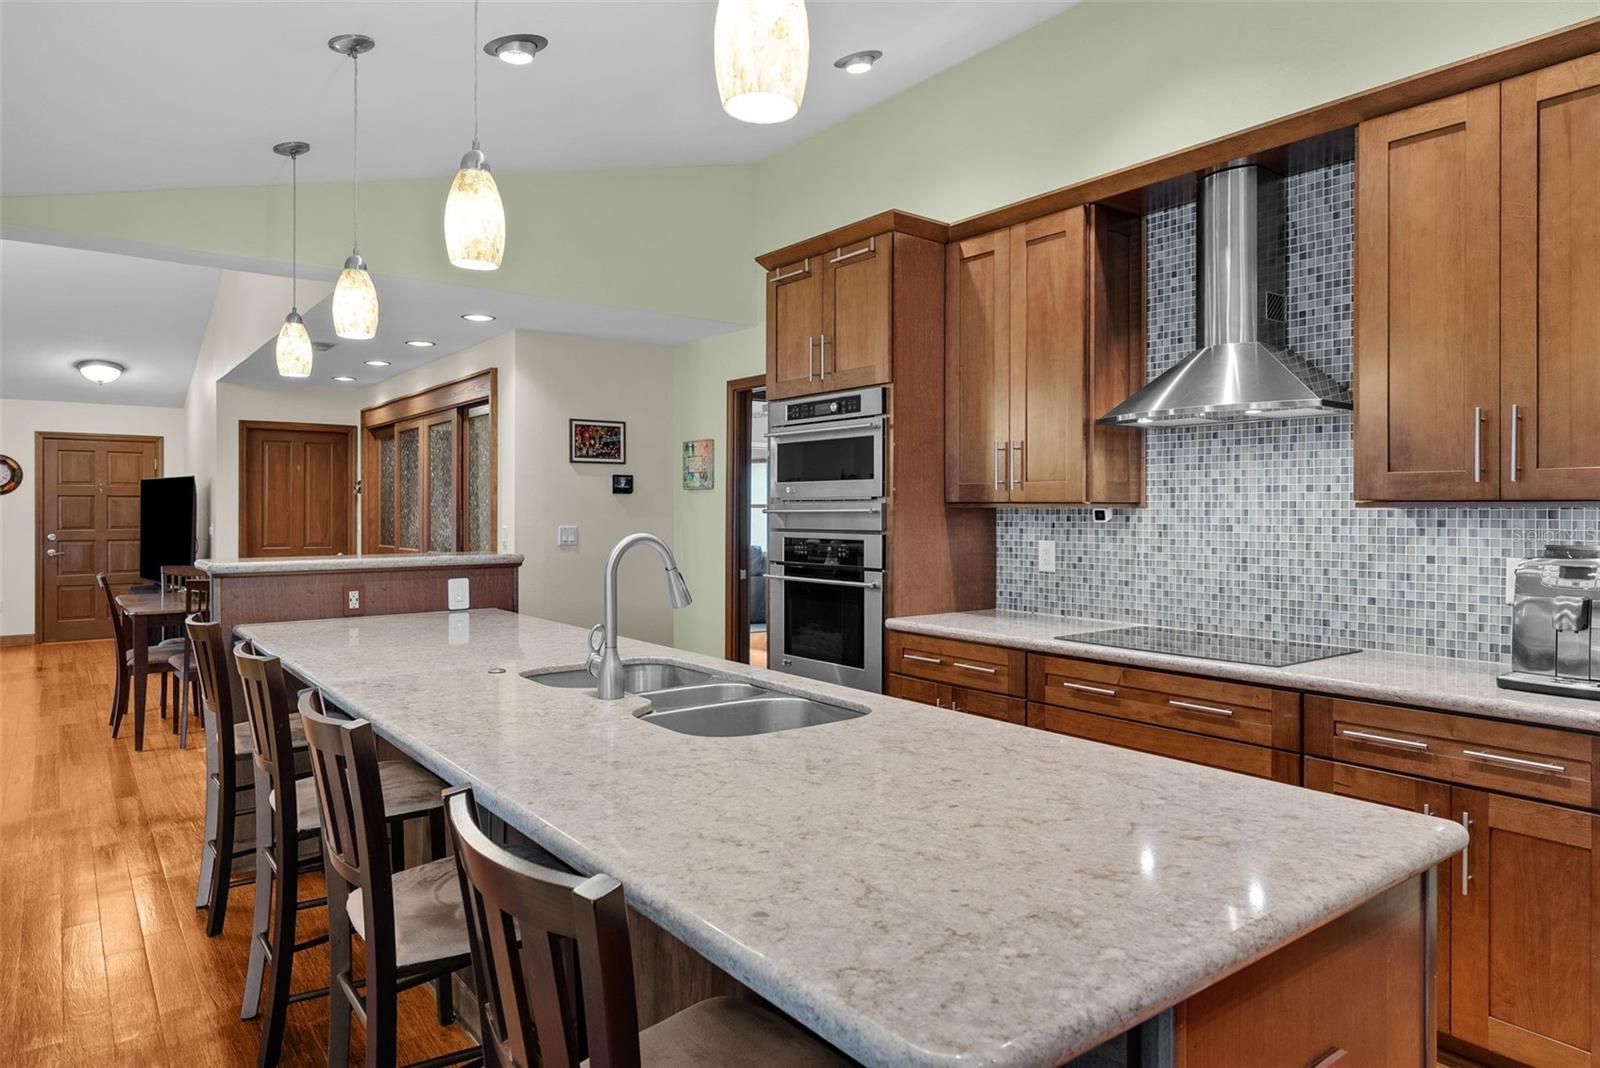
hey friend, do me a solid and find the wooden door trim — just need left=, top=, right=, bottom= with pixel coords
left=238, top=420, right=357, bottom=558
left=359, top=368, right=494, bottom=429
left=724, top=374, right=766, bottom=662
left=33, top=431, right=163, bottom=643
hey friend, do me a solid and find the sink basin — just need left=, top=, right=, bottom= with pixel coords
left=526, top=663, right=718, bottom=692
left=640, top=696, right=864, bottom=738
left=642, top=682, right=767, bottom=711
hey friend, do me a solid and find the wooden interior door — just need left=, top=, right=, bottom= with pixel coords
left=240, top=422, right=354, bottom=558
left=945, top=229, right=1011, bottom=503
left=36, top=433, right=161, bottom=642
left=1501, top=52, right=1600, bottom=500
left=1451, top=787, right=1598, bottom=1067
left=766, top=255, right=825, bottom=399
left=820, top=233, right=892, bottom=392
left=1354, top=85, right=1502, bottom=501
left=1009, top=209, right=1087, bottom=503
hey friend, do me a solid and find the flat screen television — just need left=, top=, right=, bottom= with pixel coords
left=139, top=476, right=197, bottom=582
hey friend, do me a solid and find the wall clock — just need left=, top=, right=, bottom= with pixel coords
left=0, top=455, right=21, bottom=495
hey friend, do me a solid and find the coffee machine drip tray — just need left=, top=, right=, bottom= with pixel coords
left=1060, top=625, right=1360, bottom=668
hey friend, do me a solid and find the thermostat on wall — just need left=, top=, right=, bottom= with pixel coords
left=612, top=474, right=634, bottom=494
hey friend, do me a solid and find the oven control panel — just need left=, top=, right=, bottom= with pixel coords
left=781, top=536, right=866, bottom=568
left=786, top=394, right=862, bottom=422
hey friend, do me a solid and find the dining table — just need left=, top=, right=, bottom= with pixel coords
left=115, top=587, right=193, bottom=751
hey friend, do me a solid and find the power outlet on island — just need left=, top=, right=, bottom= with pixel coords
left=448, top=577, right=470, bottom=611
left=343, top=583, right=365, bottom=617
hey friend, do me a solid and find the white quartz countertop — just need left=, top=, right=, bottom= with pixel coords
left=888, top=611, right=1600, bottom=735
left=238, top=609, right=1463, bottom=1068
left=197, top=552, right=522, bottom=576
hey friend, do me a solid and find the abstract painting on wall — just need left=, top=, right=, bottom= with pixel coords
left=682, top=438, right=714, bottom=490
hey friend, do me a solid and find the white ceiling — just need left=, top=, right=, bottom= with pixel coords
left=0, top=1, right=1073, bottom=197
left=0, top=240, right=220, bottom=406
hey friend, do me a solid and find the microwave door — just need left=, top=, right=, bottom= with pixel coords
left=769, top=421, right=885, bottom=502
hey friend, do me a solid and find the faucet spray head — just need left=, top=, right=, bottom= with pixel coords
left=666, top=567, right=693, bottom=609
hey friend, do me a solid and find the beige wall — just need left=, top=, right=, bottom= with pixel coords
left=0, top=397, right=187, bottom=638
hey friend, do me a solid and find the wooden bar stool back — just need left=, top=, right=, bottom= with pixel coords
left=187, top=614, right=252, bottom=935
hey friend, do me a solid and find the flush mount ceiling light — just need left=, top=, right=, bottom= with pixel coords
left=365, top=359, right=391, bottom=367
left=273, top=140, right=314, bottom=378
left=331, top=375, right=357, bottom=383
left=714, top=0, right=809, bottom=124
left=75, top=359, right=124, bottom=385
left=833, top=49, right=881, bottom=74
left=444, top=0, right=513, bottom=271
left=484, top=33, right=547, bottom=66
left=405, top=339, right=436, bottom=347
left=329, top=34, right=380, bottom=341
left=461, top=312, right=496, bottom=322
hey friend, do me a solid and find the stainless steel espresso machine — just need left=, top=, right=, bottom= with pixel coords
left=1499, top=543, right=1600, bottom=700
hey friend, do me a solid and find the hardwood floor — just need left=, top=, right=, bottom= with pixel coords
left=0, top=639, right=472, bottom=1066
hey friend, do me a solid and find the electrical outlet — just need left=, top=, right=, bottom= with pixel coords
left=448, top=577, right=470, bottom=611
left=343, top=583, right=365, bottom=617
left=558, top=525, right=578, bottom=548
left=1038, top=539, right=1057, bottom=573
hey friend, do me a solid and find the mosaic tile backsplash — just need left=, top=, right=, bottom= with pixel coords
left=996, top=160, right=1600, bottom=664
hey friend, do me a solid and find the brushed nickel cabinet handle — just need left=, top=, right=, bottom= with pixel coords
left=902, top=653, right=943, bottom=665
left=1460, top=811, right=1472, bottom=896
left=819, top=334, right=827, bottom=380
left=1509, top=403, right=1521, bottom=482
left=1010, top=440, right=1022, bottom=489
left=1169, top=699, right=1234, bottom=718
left=771, top=259, right=809, bottom=283
left=1340, top=728, right=1428, bottom=751
left=993, top=441, right=1003, bottom=490
left=807, top=336, right=814, bottom=382
left=1061, top=681, right=1116, bottom=697
left=952, top=662, right=998, bottom=675
left=830, top=236, right=875, bottom=264
left=1473, top=405, right=1483, bottom=483
left=1462, top=748, right=1565, bottom=774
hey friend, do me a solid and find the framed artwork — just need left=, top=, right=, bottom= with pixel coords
left=570, top=419, right=626, bottom=464
left=682, top=438, right=714, bottom=490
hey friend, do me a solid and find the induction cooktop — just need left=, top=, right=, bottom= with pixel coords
left=1057, top=625, right=1359, bottom=668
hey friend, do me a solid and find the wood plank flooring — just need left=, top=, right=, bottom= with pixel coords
left=0, top=638, right=472, bottom=1066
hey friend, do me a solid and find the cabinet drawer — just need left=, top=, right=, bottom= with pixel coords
left=1027, top=703, right=1299, bottom=784
left=886, top=632, right=1025, bottom=696
left=1305, top=695, right=1596, bottom=809
left=949, top=687, right=1026, bottom=725
left=1030, top=654, right=1300, bottom=750
left=886, top=673, right=943, bottom=706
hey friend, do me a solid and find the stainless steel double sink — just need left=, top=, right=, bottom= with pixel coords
left=526, top=663, right=865, bottom=738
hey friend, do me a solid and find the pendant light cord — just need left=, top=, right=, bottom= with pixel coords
left=291, top=152, right=298, bottom=310
left=472, top=0, right=480, bottom=148
left=352, top=52, right=360, bottom=254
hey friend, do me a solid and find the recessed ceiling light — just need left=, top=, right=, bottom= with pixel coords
left=332, top=375, right=357, bottom=383
left=365, top=359, right=391, bottom=367
left=405, top=339, right=436, bottom=348
left=484, top=33, right=547, bottom=66
left=834, top=50, right=882, bottom=75
left=75, top=359, right=125, bottom=385
left=461, top=312, right=496, bottom=323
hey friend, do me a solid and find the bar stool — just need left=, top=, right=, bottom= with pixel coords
left=169, top=578, right=210, bottom=748
left=98, top=572, right=184, bottom=737
left=445, top=786, right=852, bottom=1068
left=298, top=701, right=480, bottom=1068
left=233, top=642, right=450, bottom=1067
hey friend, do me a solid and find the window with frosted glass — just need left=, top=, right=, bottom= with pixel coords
left=379, top=434, right=396, bottom=546
left=427, top=422, right=454, bottom=552
left=465, top=411, right=491, bottom=551
left=398, top=427, right=420, bottom=548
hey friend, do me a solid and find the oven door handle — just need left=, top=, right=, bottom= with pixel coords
left=762, top=505, right=881, bottom=515
left=767, top=574, right=881, bottom=590
left=767, top=418, right=884, bottom=438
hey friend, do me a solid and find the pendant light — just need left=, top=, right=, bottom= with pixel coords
left=444, top=0, right=505, bottom=271
left=713, top=0, right=809, bottom=124
left=273, top=141, right=314, bottom=378
left=329, top=34, right=379, bottom=340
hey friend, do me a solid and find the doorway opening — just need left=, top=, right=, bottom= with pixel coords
left=725, top=375, right=767, bottom=665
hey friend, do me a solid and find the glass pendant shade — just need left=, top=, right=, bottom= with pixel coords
left=332, top=255, right=380, bottom=339
left=276, top=311, right=313, bottom=378
left=444, top=150, right=505, bottom=270
left=713, top=0, right=809, bottom=124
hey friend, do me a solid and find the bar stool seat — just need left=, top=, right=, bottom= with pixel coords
left=347, top=857, right=471, bottom=969
left=271, top=759, right=445, bottom=834
left=598, top=996, right=851, bottom=1068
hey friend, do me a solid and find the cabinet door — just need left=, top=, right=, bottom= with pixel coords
left=1008, top=210, right=1088, bottom=503
left=1085, top=207, right=1145, bottom=504
left=1501, top=53, right=1600, bottom=499
left=766, top=256, right=825, bottom=400
left=945, top=230, right=1011, bottom=503
left=1451, top=787, right=1598, bottom=1067
left=1354, top=86, right=1501, bottom=501
left=1303, top=758, right=1453, bottom=1035
left=886, top=673, right=948, bottom=708
left=821, top=234, right=892, bottom=392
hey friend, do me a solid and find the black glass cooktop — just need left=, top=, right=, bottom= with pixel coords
left=1057, top=625, right=1360, bottom=668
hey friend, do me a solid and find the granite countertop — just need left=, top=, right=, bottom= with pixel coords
left=196, top=552, right=523, bottom=576
left=887, top=611, right=1600, bottom=734
left=239, top=608, right=1462, bottom=1068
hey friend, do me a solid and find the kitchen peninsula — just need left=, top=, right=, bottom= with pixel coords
left=238, top=608, right=1464, bottom=1067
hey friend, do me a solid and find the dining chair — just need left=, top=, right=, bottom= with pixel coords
left=169, top=578, right=210, bottom=748
left=298, top=701, right=480, bottom=1068
left=445, top=786, right=852, bottom=1068
left=98, top=572, right=184, bottom=739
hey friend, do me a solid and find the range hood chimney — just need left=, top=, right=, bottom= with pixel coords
left=1097, top=163, right=1351, bottom=428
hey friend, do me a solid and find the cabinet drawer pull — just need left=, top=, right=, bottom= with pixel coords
left=1340, top=728, right=1428, bottom=751
left=952, top=661, right=998, bottom=675
left=901, top=653, right=943, bottom=665
left=1307, top=1049, right=1346, bottom=1068
left=1168, top=699, right=1234, bottom=718
left=771, top=259, right=810, bottom=283
left=829, top=236, right=875, bottom=264
left=1461, top=749, right=1565, bottom=774
left=1061, top=681, right=1117, bottom=697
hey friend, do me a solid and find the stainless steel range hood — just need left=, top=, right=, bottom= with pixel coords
left=1098, top=164, right=1351, bottom=428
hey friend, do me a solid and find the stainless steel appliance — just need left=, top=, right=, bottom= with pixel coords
left=1063, top=625, right=1358, bottom=667
left=768, top=387, right=886, bottom=503
left=1499, top=544, right=1600, bottom=700
left=768, top=529, right=884, bottom=692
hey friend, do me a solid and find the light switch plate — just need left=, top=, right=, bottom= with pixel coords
left=1038, top=539, right=1057, bottom=573
left=558, top=525, right=578, bottom=548
left=448, top=577, right=470, bottom=611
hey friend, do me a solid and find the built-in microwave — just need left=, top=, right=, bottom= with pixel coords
left=767, top=387, right=885, bottom=503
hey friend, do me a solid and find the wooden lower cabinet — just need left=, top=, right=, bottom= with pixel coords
left=1027, top=703, right=1299, bottom=784
left=885, top=673, right=1025, bottom=725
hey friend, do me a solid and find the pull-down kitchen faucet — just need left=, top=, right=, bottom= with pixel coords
left=588, top=533, right=693, bottom=699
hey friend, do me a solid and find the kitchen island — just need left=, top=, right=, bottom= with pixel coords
left=238, top=609, right=1464, bottom=1067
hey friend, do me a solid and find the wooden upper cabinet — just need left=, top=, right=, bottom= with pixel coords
left=945, top=206, right=1144, bottom=506
left=1355, top=85, right=1502, bottom=502
left=1501, top=52, right=1600, bottom=499
left=821, top=235, right=892, bottom=392
left=766, top=255, right=825, bottom=399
